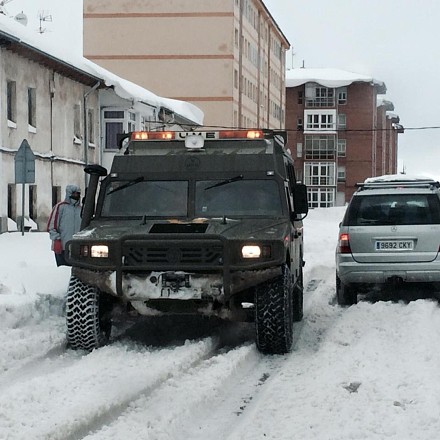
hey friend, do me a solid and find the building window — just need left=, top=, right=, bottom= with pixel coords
left=7, top=80, right=16, bottom=123
left=308, top=188, right=335, bottom=208
left=297, top=117, right=303, bottom=130
left=298, top=91, right=303, bottom=105
left=8, top=184, right=16, bottom=221
left=235, top=28, right=239, bottom=47
left=103, top=110, right=139, bottom=150
left=337, top=166, right=346, bottom=182
left=304, top=162, right=335, bottom=186
left=74, top=104, right=82, bottom=142
left=128, top=111, right=136, bottom=132
left=87, top=109, right=95, bottom=145
left=52, top=186, right=61, bottom=208
left=28, top=87, right=36, bottom=128
left=103, top=110, right=125, bottom=150
left=234, top=69, right=238, bottom=89
left=305, top=84, right=335, bottom=107
left=306, top=112, right=335, bottom=130
left=337, top=139, right=346, bottom=157
left=338, top=87, right=347, bottom=105
left=296, top=143, right=303, bottom=158
left=338, top=113, right=346, bottom=129
left=29, top=185, right=37, bottom=221
left=304, top=135, right=336, bottom=160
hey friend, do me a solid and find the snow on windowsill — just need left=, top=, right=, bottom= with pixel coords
left=73, top=136, right=82, bottom=145
left=7, top=120, right=17, bottom=129
left=28, top=124, right=36, bottom=134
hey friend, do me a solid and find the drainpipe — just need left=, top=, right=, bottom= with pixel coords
left=83, top=81, right=100, bottom=188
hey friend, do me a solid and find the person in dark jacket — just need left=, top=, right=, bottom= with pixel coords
left=47, top=184, right=82, bottom=266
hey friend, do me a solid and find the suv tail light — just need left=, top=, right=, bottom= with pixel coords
left=338, top=233, right=351, bottom=254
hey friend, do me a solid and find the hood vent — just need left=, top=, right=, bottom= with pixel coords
left=149, top=223, right=208, bottom=234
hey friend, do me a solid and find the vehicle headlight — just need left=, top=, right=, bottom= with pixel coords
left=91, top=245, right=109, bottom=258
left=241, top=245, right=261, bottom=259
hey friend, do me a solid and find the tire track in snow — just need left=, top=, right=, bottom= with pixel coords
left=0, top=317, right=67, bottom=384
left=81, top=344, right=270, bottom=440
left=0, top=337, right=221, bottom=440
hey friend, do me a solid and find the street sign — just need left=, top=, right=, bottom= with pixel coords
left=14, top=139, right=35, bottom=184
left=14, top=139, right=36, bottom=235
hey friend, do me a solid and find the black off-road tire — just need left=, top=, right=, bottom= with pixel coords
left=292, top=265, right=304, bottom=322
left=66, top=276, right=112, bottom=351
left=336, top=274, right=357, bottom=306
left=255, top=264, right=294, bottom=355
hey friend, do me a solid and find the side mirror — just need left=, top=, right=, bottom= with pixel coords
left=81, top=164, right=108, bottom=230
left=293, top=183, right=309, bottom=216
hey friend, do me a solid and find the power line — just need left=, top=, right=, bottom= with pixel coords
left=289, top=126, right=440, bottom=133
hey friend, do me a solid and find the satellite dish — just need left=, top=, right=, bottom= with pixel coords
left=14, top=11, right=28, bottom=26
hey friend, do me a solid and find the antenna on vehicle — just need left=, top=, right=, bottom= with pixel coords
left=38, top=10, right=52, bottom=34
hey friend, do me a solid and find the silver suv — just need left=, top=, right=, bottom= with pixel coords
left=336, top=176, right=440, bottom=305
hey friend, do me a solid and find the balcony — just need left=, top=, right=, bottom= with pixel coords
left=305, top=96, right=335, bottom=108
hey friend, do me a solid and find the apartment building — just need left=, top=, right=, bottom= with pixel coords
left=285, top=68, right=403, bottom=207
left=83, top=0, right=289, bottom=129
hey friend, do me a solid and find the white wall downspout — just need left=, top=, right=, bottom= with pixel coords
left=83, top=81, right=100, bottom=188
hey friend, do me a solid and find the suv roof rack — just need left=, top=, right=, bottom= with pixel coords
left=356, top=179, right=440, bottom=191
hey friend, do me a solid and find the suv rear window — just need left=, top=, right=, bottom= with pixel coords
left=344, top=194, right=440, bottom=226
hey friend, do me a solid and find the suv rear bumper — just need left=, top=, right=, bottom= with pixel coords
left=337, top=256, right=440, bottom=284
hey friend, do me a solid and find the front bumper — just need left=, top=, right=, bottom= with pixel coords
left=67, top=233, right=285, bottom=300
left=72, top=265, right=282, bottom=303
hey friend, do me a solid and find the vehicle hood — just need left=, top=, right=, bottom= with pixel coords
left=74, top=218, right=291, bottom=241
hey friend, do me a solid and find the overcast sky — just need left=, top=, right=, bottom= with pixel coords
left=265, top=0, right=440, bottom=178
left=8, top=0, right=440, bottom=177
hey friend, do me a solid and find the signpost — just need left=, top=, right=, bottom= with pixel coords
left=14, top=139, right=35, bottom=235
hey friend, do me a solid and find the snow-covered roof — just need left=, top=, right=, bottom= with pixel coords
left=286, top=67, right=386, bottom=93
left=386, top=111, right=399, bottom=120
left=0, top=13, right=204, bottom=126
left=364, top=174, right=436, bottom=183
left=377, top=95, right=394, bottom=110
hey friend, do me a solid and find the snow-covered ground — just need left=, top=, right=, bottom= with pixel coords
left=1, top=207, right=440, bottom=439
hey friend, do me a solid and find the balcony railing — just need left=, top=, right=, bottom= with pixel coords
left=305, top=97, right=335, bottom=108
left=304, top=151, right=336, bottom=160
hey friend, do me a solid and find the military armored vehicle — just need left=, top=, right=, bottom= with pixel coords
left=65, top=129, right=308, bottom=354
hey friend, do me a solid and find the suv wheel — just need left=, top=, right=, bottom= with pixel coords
left=66, top=276, right=112, bottom=351
left=336, top=274, right=357, bottom=306
left=255, top=264, right=294, bottom=354
left=292, top=264, right=304, bottom=322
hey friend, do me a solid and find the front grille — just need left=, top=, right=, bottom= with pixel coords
left=122, top=240, right=223, bottom=268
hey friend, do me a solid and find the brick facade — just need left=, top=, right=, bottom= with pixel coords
left=285, top=71, right=402, bottom=207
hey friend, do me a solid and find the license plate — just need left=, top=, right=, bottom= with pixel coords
left=375, top=240, right=414, bottom=251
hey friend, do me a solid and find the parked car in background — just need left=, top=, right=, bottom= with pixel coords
left=336, top=175, right=440, bottom=305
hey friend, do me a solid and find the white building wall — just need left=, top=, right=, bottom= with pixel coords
left=0, top=49, right=99, bottom=232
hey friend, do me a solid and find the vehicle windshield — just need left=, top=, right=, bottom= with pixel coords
left=101, top=180, right=188, bottom=217
left=345, top=194, right=440, bottom=225
left=195, top=179, right=283, bottom=217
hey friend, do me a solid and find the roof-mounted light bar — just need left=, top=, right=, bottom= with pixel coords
left=130, top=130, right=265, bottom=142
left=218, top=130, right=264, bottom=139
left=131, top=131, right=174, bottom=140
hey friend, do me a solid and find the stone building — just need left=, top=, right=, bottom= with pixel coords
left=0, top=16, right=202, bottom=232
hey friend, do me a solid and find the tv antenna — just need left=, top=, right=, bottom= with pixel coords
left=0, top=0, right=14, bottom=16
left=38, top=10, right=52, bottom=34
